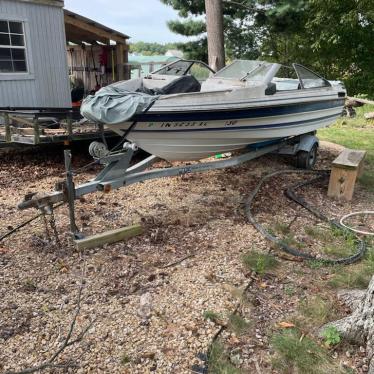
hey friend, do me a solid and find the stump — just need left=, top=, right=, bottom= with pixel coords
left=322, top=275, right=374, bottom=373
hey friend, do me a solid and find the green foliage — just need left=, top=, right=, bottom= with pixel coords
left=203, top=310, right=221, bottom=322
left=329, top=244, right=374, bottom=289
left=120, top=354, right=131, bottom=365
left=298, top=296, right=337, bottom=327
left=271, top=329, right=335, bottom=374
left=208, top=341, right=241, bottom=374
left=129, top=41, right=178, bottom=56
left=228, top=314, right=251, bottom=335
left=318, top=106, right=374, bottom=192
left=242, top=251, right=279, bottom=275
left=161, top=0, right=374, bottom=96
left=161, top=0, right=260, bottom=61
left=284, top=285, right=296, bottom=296
left=321, top=326, right=341, bottom=347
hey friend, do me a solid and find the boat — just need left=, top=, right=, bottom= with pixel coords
left=81, top=59, right=346, bottom=161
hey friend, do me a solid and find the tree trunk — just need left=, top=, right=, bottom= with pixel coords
left=322, top=276, right=374, bottom=373
left=204, top=0, right=225, bottom=71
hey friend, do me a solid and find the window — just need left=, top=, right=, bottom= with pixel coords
left=214, top=60, right=270, bottom=80
left=0, top=20, right=27, bottom=73
left=272, top=65, right=300, bottom=91
left=293, top=64, right=331, bottom=89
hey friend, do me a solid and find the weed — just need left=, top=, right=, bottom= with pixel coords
left=120, top=354, right=131, bottom=365
left=242, top=251, right=278, bottom=275
left=228, top=314, right=251, bottom=335
left=274, top=221, right=290, bottom=235
left=22, top=279, right=37, bottom=292
left=203, top=310, right=221, bottom=322
left=271, top=329, right=338, bottom=374
left=306, top=259, right=325, bottom=269
left=298, top=296, right=337, bottom=327
left=284, top=285, right=296, bottom=296
left=208, top=341, right=240, bottom=374
left=280, top=234, right=305, bottom=249
left=321, top=326, right=341, bottom=347
left=329, top=245, right=374, bottom=289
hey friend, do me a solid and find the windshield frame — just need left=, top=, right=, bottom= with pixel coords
left=150, top=59, right=215, bottom=76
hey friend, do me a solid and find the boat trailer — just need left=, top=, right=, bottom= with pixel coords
left=18, top=134, right=319, bottom=242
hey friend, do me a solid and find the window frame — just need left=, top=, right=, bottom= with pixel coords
left=0, top=15, right=34, bottom=81
left=293, top=63, right=331, bottom=90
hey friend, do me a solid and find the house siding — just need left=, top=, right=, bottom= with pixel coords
left=0, top=0, right=71, bottom=108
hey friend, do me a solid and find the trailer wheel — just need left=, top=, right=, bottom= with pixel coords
left=296, top=143, right=318, bottom=169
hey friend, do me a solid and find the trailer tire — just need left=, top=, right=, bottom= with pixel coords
left=296, top=143, right=318, bottom=169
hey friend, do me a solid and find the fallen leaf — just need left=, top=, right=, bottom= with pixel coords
left=277, top=321, right=295, bottom=329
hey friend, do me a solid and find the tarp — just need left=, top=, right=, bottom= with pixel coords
left=81, top=76, right=201, bottom=125
left=81, top=79, right=158, bottom=125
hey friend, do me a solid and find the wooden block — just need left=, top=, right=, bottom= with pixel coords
left=74, top=224, right=143, bottom=250
left=328, top=148, right=366, bottom=201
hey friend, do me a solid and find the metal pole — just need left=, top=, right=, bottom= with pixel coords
left=64, top=150, right=80, bottom=238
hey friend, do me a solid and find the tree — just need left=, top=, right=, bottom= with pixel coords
left=322, top=276, right=374, bottom=373
left=205, top=0, right=225, bottom=70
left=160, top=0, right=260, bottom=63
left=162, top=0, right=374, bottom=96
left=129, top=41, right=178, bottom=56
left=258, top=0, right=374, bottom=96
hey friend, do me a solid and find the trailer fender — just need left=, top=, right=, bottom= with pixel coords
left=297, top=134, right=319, bottom=153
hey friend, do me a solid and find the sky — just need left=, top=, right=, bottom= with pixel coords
left=64, top=0, right=189, bottom=44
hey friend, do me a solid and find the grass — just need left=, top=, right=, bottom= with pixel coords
left=271, top=329, right=341, bottom=374
left=297, top=296, right=337, bottom=328
left=318, top=104, right=374, bottom=191
left=203, top=310, right=221, bottom=322
left=120, top=354, right=131, bottom=365
left=242, top=251, right=279, bottom=275
left=329, top=241, right=374, bottom=289
left=227, top=314, right=251, bottom=335
left=304, top=224, right=358, bottom=259
left=208, top=341, right=241, bottom=374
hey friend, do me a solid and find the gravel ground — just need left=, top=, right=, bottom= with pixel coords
left=0, top=142, right=372, bottom=373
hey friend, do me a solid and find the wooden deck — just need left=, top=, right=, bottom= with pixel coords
left=0, top=110, right=119, bottom=147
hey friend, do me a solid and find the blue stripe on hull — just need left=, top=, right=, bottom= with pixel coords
left=135, top=99, right=344, bottom=122
left=127, top=113, right=340, bottom=133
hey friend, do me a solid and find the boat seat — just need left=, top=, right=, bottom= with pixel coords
left=153, top=75, right=201, bottom=95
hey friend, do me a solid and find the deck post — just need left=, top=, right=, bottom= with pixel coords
left=33, top=116, right=40, bottom=144
left=4, top=113, right=11, bottom=143
left=116, top=43, right=125, bottom=81
left=66, top=111, right=73, bottom=138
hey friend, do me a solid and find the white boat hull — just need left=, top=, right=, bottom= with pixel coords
left=107, top=91, right=345, bottom=161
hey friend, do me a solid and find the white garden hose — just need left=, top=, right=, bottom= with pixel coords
left=340, top=211, right=374, bottom=236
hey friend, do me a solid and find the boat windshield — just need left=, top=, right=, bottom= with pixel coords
left=213, top=60, right=272, bottom=80
left=151, top=59, right=215, bottom=78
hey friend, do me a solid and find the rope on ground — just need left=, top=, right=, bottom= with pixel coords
left=340, top=211, right=374, bottom=236
left=244, top=169, right=367, bottom=265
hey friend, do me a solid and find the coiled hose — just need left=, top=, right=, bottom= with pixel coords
left=244, top=169, right=366, bottom=265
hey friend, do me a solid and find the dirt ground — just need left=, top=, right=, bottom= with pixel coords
left=0, top=142, right=373, bottom=373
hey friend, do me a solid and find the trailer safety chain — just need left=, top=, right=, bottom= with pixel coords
left=245, top=169, right=367, bottom=265
left=0, top=202, right=65, bottom=245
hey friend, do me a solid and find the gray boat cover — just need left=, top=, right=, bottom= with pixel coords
left=81, top=75, right=201, bottom=125
left=80, top=79, right=158, bottom=125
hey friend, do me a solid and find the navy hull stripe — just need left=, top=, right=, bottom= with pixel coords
left=124, top=113, right=339, bottom=133
left=135, top=99, right=344, bottom=122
